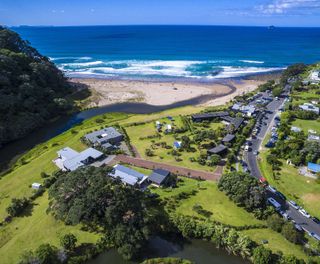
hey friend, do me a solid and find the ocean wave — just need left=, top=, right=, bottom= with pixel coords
left=239, top=60, right=264, bottom=64
left=211, top=66, right=282, bottom=79
left=50, top=56, right=93, bottom=61
left=57, top=59, right=283, bottom=79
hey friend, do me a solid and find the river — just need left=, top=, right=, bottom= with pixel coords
left=88, top=237, right=247, bottom=264
left=0, top=92, right=228, bottom=171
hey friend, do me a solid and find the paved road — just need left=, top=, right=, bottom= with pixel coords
left=113, top=155, right=222, bottom=181
left=244, top=87, right=320, bottom=240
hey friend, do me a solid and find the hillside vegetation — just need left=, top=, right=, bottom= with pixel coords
left=0, top=26, right=73, bottom=146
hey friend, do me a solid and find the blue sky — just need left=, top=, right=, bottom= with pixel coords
left=1, top=0, right=320, bottom=27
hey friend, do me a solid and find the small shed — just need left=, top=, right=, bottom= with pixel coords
left=32, top=183, right=42, bottom=190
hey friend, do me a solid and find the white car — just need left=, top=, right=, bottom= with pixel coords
left=288, top=200, right=300, bottom=210
left=294, top=224, right=303, bottom=232
left=299, top=208, right=311, bottom=218
left=266, top=185, right=277, bottom=193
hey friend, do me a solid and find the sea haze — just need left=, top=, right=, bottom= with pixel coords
left=13, top=25, right=320, bottom=80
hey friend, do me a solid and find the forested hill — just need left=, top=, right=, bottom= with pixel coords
left=0, top=26, right=73, bottom=146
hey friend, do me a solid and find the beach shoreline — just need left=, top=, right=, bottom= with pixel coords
left=70, top=72, right=279, bottom=108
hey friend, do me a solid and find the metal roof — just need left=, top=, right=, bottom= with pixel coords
left=191, top=111, right=229, bottom=120
left=109, top=164, right=146, bottom=186
left=57, top=147, right=79, bottom=160
left=208, top=144, right=227, bottom=154
left=85, top=127, right=123, bottom=144
left=149, top=169, right=170, bottom=185
left=222, top=134, right=235, bottom=142
left=62, top=147, right=103, bottom=171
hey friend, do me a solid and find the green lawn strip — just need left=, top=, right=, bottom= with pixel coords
left=241, top=229, right=308, bottom=260
left=292, top=119, right=320, bottom=134
left=153, top=177, right=263, bottom=227
left=258, top=149, right=320, bottom=219
left=0, top=193, right=100, bottom=264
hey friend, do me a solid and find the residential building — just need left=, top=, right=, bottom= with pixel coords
left=84, top=127, right=124, bottom=149
left=208, top=144, right=227, bottom=155
left=54, top=147, right=104, bottom=171
left=108, top=164, right=148, bottom=187
left=148, top=169, right=171, bottom=187
left=222, top=134, right=235, bottom=143
left=191, top=111, right=229, bottom=122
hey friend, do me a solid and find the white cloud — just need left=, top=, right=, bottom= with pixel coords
left=256, top=0, right=320, bottom=15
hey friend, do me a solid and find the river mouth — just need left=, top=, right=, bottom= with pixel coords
left=0, top=96, right=216, bottom=172
left=87, top=237, right=247, bottom=264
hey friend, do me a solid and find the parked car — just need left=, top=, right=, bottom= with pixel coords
left=276, top=191, right=286, bottom=201
left=266, top=185, right=277, bottom=193
left=299, top=208, right=311, bottom=218
left=253, top=150, right=259, bottom=155
left=312, top=233, right=320, bottom=241
left=288, top=200, right=300, bottom=210
left=295, top=224, right=303, bottom=232
left=312, top=217, right=320, bottom=225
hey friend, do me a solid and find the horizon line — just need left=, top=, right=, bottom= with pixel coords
left=8, top=24, right=320, bottom=29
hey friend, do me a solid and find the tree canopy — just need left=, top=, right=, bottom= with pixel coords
left=0, top=26, right=73, bottom=146
left=48, top=166, right=163, bottom=260
left=218, top=171, right=267, bottom=217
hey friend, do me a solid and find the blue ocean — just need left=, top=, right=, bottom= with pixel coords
left=12, top=26, right=320, bottom=80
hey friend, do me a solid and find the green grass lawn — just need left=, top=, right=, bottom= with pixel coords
left=125, top=116, right=223, bottom=172
left=241, top=229, right=308, bottom=260
left=151, top=177, right=310, bottom=260
left=152, top=177, right=263, bottom=227
left=292, top=119, right=320, bottom=134
left=0, top=193, right=100, bottom=264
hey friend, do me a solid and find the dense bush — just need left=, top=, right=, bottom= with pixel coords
left=6, top=197, right=30, bottom=217
left=218, top=171, right=268, bottom=218
left=0, top=27, right=74, bottom=145
left=48, top=166, right=164, bottom=260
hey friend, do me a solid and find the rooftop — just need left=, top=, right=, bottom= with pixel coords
left=57, top=147, right=104, bottom=171
left=109, top=164, right=146, bottom=186
left=208, top=144, right=227, bottom=154
left=222, top=134, right=235, bottom=143
left=85, top=127, right=123, bottom=144
left=191, top=111, right=229, bottom=121
left=149, top=169, right=170, bottom=185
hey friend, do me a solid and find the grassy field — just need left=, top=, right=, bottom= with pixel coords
left=292, top=119, right=320, bottom=134
left=125, top=115, right=223, bottom=172
left=242, top=229, right=308, bottom=260
left=152, top=177, right=309, bottom=260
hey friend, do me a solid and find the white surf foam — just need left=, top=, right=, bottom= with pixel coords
left=239, top=60, right=265, bottom=64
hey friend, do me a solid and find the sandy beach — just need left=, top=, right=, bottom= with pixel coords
left=71, top=77, right=268, bottom=108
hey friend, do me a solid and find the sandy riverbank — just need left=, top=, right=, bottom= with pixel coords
left=70, top=77, right=268, bottom=107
